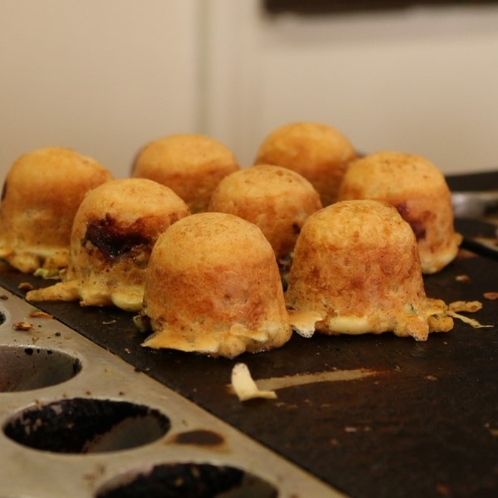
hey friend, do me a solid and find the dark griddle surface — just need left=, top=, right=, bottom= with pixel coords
left=1, top=229, right=497, bottom=498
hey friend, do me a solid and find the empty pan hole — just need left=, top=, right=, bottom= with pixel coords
left=0, top=345, right=81, bottom=392
left=3, top=397, right=170, bottom=454
left=96, top=462, right=278, bottom=498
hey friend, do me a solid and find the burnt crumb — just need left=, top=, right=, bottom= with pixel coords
left=13, top=321, right=34, bottom=331
left=55, top=331, right=61, bottom=337
left=0, top=294, right=8, bottom=300
left=82, top=213, right=153, bottom=260
left=18, top=282, right=34, bottom=291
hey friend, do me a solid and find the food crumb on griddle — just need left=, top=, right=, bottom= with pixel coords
left=449, top=300, right=482, bottom=313
left=18, top=282, right=33, bottom=291
left=13, top=321, right=34, bottom=331
left=484, top=423, right=498, bottom=437
left=483, top=292, right=498, bottom=300
left=446, top=300, right=493, bottom=329
left=28, top=310, right=52, bottom=319
left=436, top=483, right=451, bottom=496
left=230, top=363, right=277, bottom=402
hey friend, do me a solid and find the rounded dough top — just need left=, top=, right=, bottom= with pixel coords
left=337, top=151, right=462, bottom=274
left=286, top=199, right=453, bottom=341
left=141, top=212, right=292, bottom=358
left=209, top=164, right=322, bottom=259
left=26, top=178, right=191, bottom=311
left=0, top=147, right=112, bottom=273
left=254, top=122, right=356, bottom=206
left=133, top=134, right=239, bottom=213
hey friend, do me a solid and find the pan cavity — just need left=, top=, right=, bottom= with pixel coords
left=0, top=345, right=81, bottom=392
left=3, top=397, right=170, bottom=453
left=95, top=462, right=278, bottom=498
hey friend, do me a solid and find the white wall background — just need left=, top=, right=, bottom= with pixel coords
left=204, top=1, right=498, bottom=172
left=1, top=0, right=498, bottom=183
left=0, top=0, right=201, bottom=180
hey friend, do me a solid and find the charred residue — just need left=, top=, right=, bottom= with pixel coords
left=173, top=429, right=224, bottom=447
left=82, top=214, right=152, bottom=260
left=97, top=463, right=245, bottom=498
left=3, top=398, right=170, bottom=453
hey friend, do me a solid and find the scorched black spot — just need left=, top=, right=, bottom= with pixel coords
left=83, top=214, right=152, bottom=259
